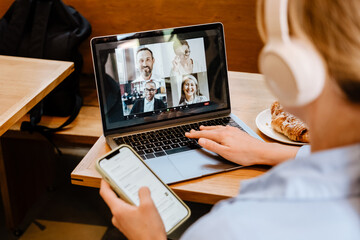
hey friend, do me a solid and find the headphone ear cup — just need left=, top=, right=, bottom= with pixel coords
left=259, top=40, right=326, bottom=107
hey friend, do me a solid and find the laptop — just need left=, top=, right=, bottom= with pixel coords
left=90, top=22, right=262, bottom=184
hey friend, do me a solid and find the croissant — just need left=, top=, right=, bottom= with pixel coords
left=270, top=101, right=309, bottom=143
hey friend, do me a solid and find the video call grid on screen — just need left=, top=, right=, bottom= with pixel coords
left=91, top=24, right=230, bottom=132
left=115, top=37, right=209, bottom=115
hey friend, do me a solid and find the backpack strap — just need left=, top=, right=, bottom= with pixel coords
left=42, top=94, right=82, bottom=133
left=21, top=93, right=82, bottom=133
left=20, top=0, right=83, bottom=153
left=28, top=0, right=53, bottom=58
left=19, top=0, right=53, bottom=132
left=20, top=95, right=82, bottom=155
left=19, top=0, right=52, bottom=130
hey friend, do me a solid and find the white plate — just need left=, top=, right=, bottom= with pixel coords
left=255, top=109, right=306, bottom=146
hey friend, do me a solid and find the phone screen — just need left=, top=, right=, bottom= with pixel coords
left=99, top=146, right=189, bottom=233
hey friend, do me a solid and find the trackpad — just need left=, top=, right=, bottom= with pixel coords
left=169, top=149, right=238, bottom=179
left=146, top=156, right=183, bottom=184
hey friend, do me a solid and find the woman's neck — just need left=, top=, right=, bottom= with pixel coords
left=185, top=95, right=194, bottom=102
left=306, top=80, right=360, bottom=152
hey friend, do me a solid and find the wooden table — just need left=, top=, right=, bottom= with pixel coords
left=0, top=55, right=74, bottom=229
left=71, top=71, right=277, bottom=204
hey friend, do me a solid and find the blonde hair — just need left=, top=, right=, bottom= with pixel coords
left=179, top=75, right=202, bottom=105
left=257, top=0, right=360, bottom=103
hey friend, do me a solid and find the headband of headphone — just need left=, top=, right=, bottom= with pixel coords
left=259, top=0, right=325, bottom=107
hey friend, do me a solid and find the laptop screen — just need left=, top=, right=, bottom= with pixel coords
left=91, top=23, right=230, bottom=134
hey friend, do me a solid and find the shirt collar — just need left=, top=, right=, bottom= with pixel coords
left=144, top=98, right=154, bottom=104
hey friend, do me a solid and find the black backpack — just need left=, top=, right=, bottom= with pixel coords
left=0, top=0, right=91, bottom=137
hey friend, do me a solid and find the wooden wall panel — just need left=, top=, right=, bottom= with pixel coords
left=0, top=0, right=263, bottom=74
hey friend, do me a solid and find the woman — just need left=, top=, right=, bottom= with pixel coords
left=170, top=40, right=199, bottom=76
left=100, top=0, right=360, bottom=239
left=178, top=75, right=208, bottom=105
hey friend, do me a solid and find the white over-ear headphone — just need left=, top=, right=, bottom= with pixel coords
left=259, top=0, right=325, bottom=107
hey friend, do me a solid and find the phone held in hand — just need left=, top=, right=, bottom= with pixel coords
left=96, top=144, right=191, bottom=235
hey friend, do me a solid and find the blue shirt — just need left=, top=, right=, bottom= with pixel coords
left=181, top=144, right=360, bottom=240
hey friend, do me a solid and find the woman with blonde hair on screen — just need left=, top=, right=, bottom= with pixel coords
left=179, top=75, right=208, bottom=105
left=99, top=0, right=360, bottom=239
left=170, top=40, right=203, bottom=76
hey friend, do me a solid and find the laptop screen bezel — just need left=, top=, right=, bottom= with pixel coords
left=90, top=22, right=231, bottom=136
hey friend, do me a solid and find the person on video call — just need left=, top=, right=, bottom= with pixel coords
left=134, top=47, right=161, bottom=82
left=179, top=75, right=208, bottom=105
left=170, top=40, right=201, bottom=76
left=130, top=80, right=166, bottom=115
left=100, top=0, right=360, bottom=239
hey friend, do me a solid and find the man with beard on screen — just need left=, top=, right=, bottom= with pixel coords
left=134, top=47, right=161, bottom=82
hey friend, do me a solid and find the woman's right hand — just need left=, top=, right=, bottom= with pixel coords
left=185, top=125, right=300, bottom=166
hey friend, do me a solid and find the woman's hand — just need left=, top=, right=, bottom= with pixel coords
left=100, top=180, right=167, bottom=240
left=186, top=125, right=300, bottom=166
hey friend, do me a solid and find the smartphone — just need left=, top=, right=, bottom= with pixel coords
left=96, top=144, right=191, bottom=235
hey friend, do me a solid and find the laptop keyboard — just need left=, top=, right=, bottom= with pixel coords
left=113, top=116, right=244, bottom=160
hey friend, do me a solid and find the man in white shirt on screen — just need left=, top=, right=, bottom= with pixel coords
left=133, top=47, right=162, bottom=84
left=130, top=80, right=166, bottom=115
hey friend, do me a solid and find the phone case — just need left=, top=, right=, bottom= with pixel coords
left=95, top=144, right=191, bottom=235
